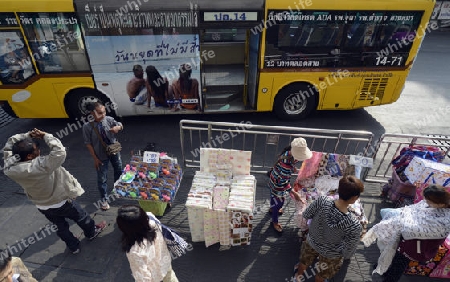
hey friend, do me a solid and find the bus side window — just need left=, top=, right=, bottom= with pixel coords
left=19, top=12, right=90, bottom=73
left=295, top=25, right=313, bottom=47
left=346, top=23, right=366, bottom=47
left=0, top=31, right=36, bottom=85
left=379, top=24, right=397, bottom=46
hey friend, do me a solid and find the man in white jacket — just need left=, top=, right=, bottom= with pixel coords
left=3, top=128, right=106, bottom=254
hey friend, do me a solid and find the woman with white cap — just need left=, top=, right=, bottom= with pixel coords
left=267, top=137, right=313, bottom=233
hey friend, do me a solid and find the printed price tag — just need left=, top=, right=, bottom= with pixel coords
left=181, top=98, right=198, bottom=103
left=349, top=155, right=373, bottom=168
left=143, top=151, right=159, bottom=163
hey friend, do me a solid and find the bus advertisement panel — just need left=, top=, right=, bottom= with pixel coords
left=78, top=9, right=203, bottom=115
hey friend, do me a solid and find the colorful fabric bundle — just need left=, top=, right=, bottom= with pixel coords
left=392, top=145, right=445, bottom=176
left=429, top=250, right=450, bottom=278
left=298, top=151, right=323, bottom=179
left=296, top=151, right=323, bottom=189
left=404, top=245, right=449, bottom=276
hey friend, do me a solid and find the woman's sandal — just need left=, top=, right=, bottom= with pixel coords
left=272, top=222, right=283, bottom=233
left=269, top=208, right=283, bottom=215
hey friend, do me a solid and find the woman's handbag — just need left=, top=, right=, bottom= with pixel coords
left=398, top=236, right=445, bottom=262
left=90, top=122, right=122, bottom=156
left=148, top=213, right=189, bottom=259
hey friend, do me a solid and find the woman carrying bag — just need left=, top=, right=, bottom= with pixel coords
left=362, top=184, right=450, bottom=282
left=117, top=205, right=179, bottom=282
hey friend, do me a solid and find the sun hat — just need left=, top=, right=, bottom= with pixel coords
left=290, top=137, right=313, bottom=161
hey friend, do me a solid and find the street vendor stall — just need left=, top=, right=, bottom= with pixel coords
left=375, top=145, right=450, bottom=278
left=293, top=151, right=371, bottom=240
left=112, top=151, right=182, bottom=216
left=381, top=145, right=447, bottom=207
left=402, top=156, right=450, bottom=278
left=185, top=148, right=256, bottom=247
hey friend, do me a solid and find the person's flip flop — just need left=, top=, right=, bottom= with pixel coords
left=272, top=222, right=283, bottom=233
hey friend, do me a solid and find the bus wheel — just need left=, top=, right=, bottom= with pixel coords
left=65, top=88, right=117, bottom=120
left=273, top=83, right=316, bottom=120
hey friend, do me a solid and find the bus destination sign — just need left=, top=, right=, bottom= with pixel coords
left=81, top=11, right=198, bottom=30
left=0, top=13, right=19, bottom=27
left=203, top=12, right=258, bottom=22
left=267, top=10, right=418, bottom=23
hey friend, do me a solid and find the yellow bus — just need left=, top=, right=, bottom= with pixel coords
left=0, top=0, right=435, bottom=119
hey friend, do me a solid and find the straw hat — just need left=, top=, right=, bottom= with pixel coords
left=290, top=137, right=312, bottom=161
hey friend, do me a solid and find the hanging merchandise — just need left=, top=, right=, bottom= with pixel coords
left=314, top=175, right=340, bottom=196
left=294, top=152, right=369, bottom=240
left=296, top=151, right=323, bottom=189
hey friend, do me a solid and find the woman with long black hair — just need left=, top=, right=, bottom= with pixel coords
left=172, top=64, right=200, bottom=111
left=117, top=205, right=178, bottom=282
left=145, top=65, right=170, bottom=108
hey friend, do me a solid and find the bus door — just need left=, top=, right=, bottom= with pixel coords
left=247, top=30, right=260, bottom=109
left=200, top=28, right=247, bottom=112
left=198, top=10, right=262, bottom=112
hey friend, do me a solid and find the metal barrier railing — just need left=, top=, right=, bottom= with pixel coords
left=364, top=133, right=450, bottom=183
left=179, top=119, right=375, bottom=175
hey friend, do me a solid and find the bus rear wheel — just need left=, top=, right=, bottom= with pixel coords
left=64, top=88, right=116, bottom=120
left=273, top=83, right=317, bottom=120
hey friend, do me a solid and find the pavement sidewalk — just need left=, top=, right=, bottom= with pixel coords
left=0, top=167, right=447, bottom=282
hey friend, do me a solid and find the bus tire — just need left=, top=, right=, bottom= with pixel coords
left=273, top=83, right=317, bottom=120
left=64, top=88, right=117, bottom=120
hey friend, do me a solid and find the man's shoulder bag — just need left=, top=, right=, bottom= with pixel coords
left=90, top=122, right=122, bottom=156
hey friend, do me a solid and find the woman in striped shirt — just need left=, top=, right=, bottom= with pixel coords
left=268, top=138, right=312, bottom=233
left=296, top=175, right=364, bottom=282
